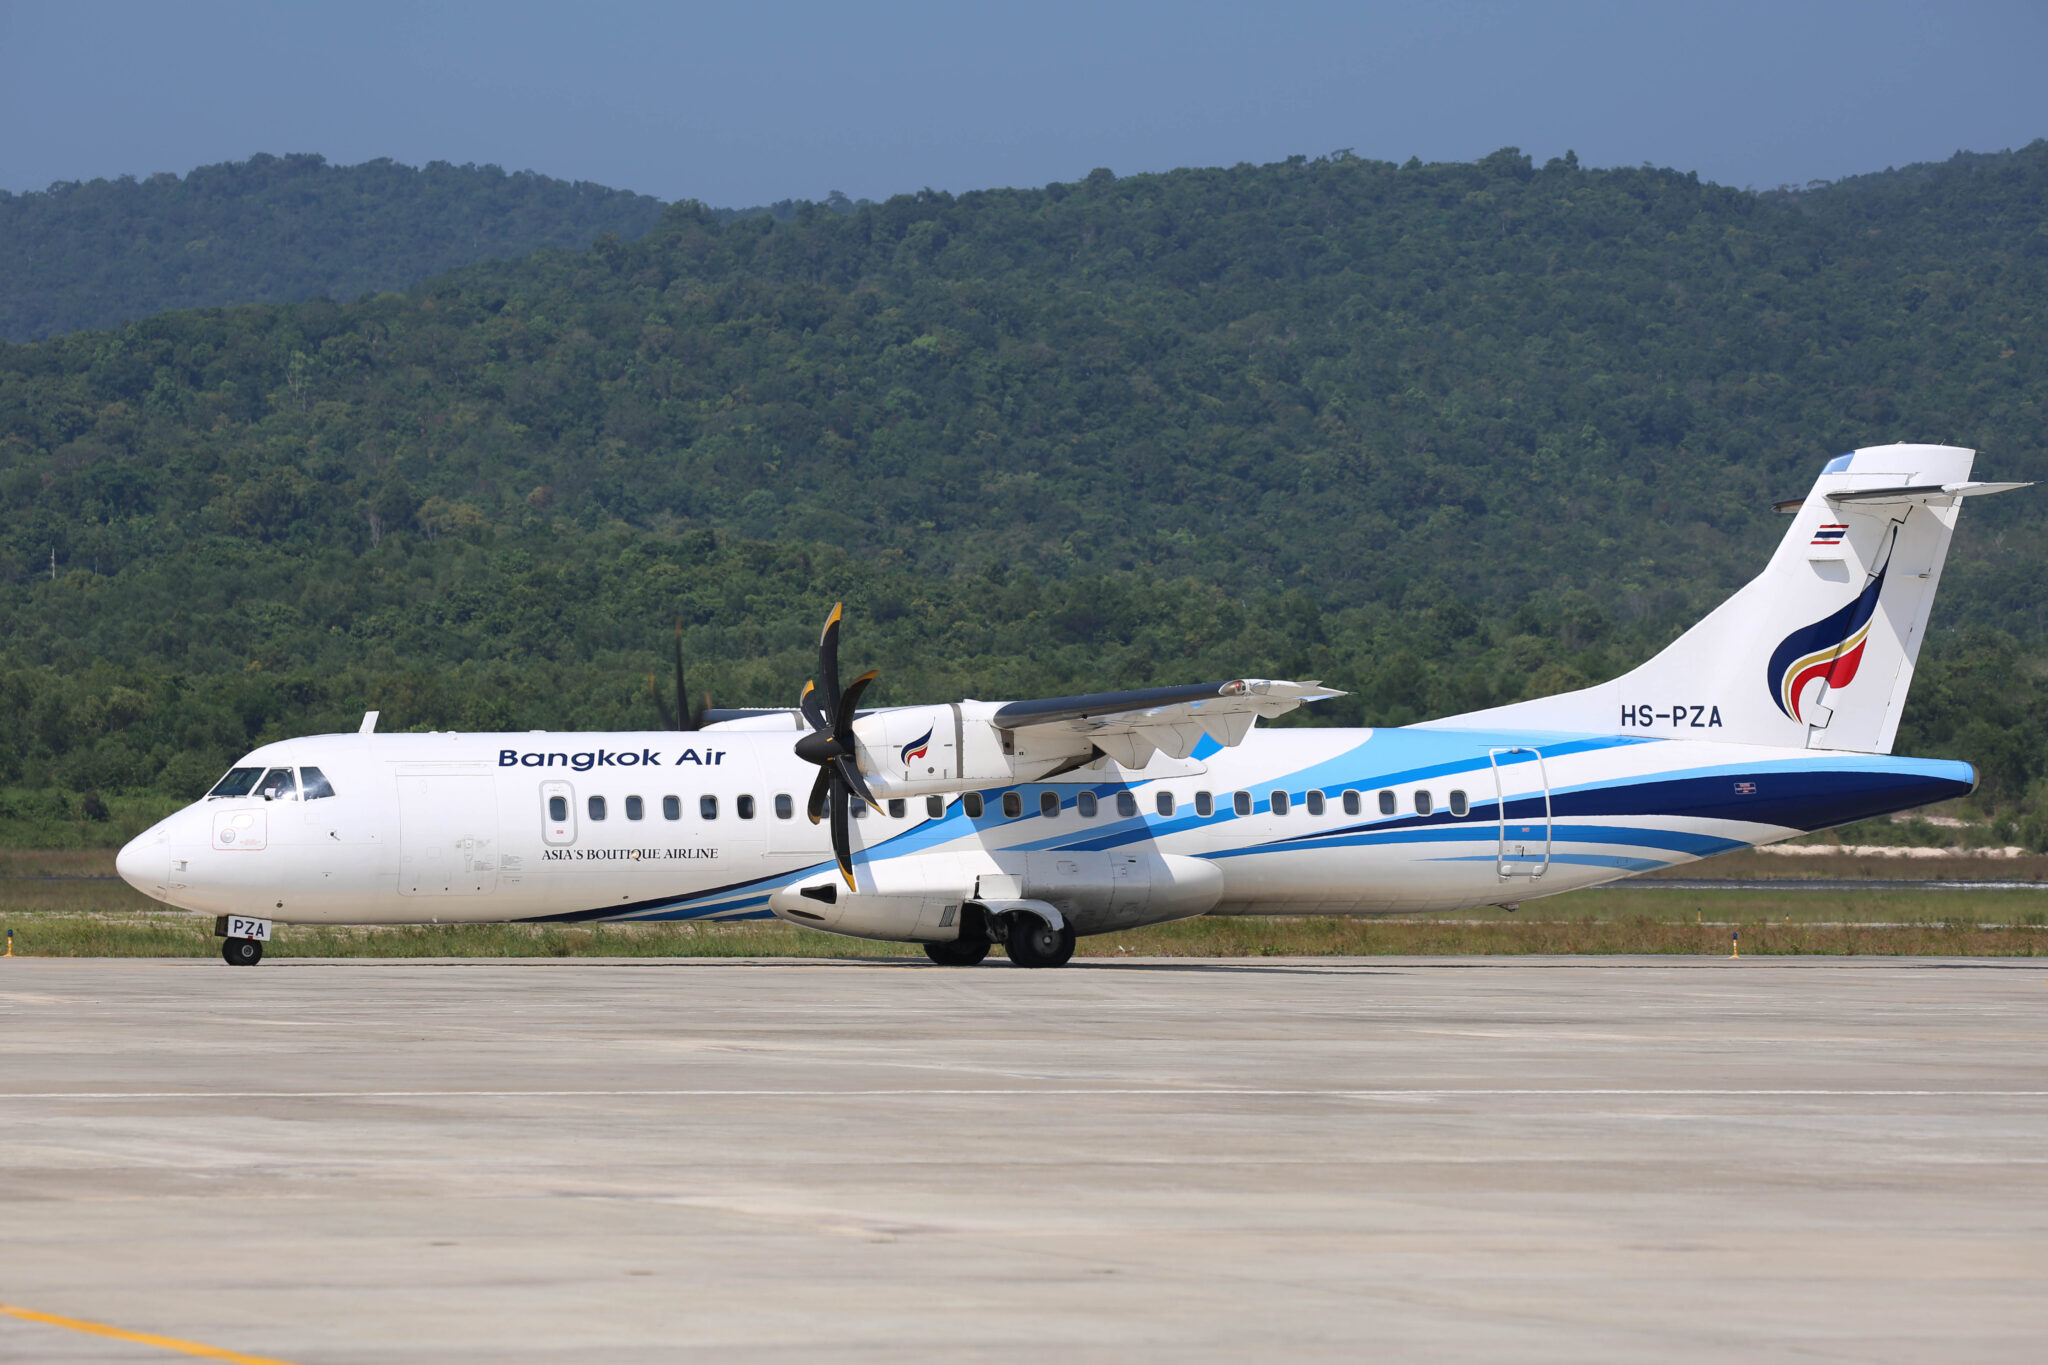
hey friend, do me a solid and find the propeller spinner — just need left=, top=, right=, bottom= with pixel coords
left=793, top=602, right=880, bottom=887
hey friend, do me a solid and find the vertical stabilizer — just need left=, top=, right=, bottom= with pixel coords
left=1433, top=444, right=2024, bottom=753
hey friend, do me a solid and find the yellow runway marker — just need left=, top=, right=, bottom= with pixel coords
left=0, top=1303, right=296, bottom=1365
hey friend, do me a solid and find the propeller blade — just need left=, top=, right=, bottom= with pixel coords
left=834, top=670, right=877, bottom=739
left=817, top=602, right=844, bottom=713
left=673, top=620, right=694, bottom=732
left=829, top=779, right=854, bottom=888
left=835, top=754, right=879, bottom=811
left=805, top=765, right=832, bottom=825
left=648, top=672, right=676, bottom=732
left=799, top=679, right=829, bottom=733
left=696, top=690, right=714, bottom=728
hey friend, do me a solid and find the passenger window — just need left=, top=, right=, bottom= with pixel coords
left=738, top=795, right=756, bottom=820
left=1116, top=792, right=1138, bottom=818
left=775, top=794, right=794, bottom=819
left=1414, top=790, right=1433, bottom=816
left=549, top=795, right=568, bottom=822
left=256, top=768, right=298, bottom=801
left=850, top=799, right=866, bottom=819
left=889, top=798, right=905, bottom=819
left=964, top=792, right=985, bottom=818
left=1449, top=789, right=1469, bottom=817
left=1077, top=791, right=1098, bottom=818
left=1195, top=791, right=1213, bottom=817
left=1156, top=791, right=1175, bottom=817
left=625, top=795, right=644, bottom=821
left=1342, top=790, right=1361, bottom=816
left=1306, top=790, right=1325, bottom=816
left=699, top=795, right=717, bottom=820
left=926, top=796, right=944, bottom=818
left=208, top=766, right=264, bottom=798
left=1002, top=792, right=1022, bottom=818
left=663, top=795, right=681, bottom=820
left=1271, top=790, right=1290, bottom=816
left=1233, top=790, right=1252, bottom=816
left=1039, top=791, right=1059, bottom=818
left=1378, top=790, right=1396, bottom=815
left=588, top=795, right=607, bottom=821
left=300, top=766, right=336, bottom=800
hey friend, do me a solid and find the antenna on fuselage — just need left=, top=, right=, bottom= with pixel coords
left=359, top=711, right=380, bottom=734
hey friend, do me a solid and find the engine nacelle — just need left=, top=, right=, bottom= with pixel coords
left=850, top=703, right=1092, bottom=798
left=766, top=849, right=1223, bottom=943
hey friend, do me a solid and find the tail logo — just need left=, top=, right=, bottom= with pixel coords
left=900, top=728, right=933, bottom=765
left=1765, top=542, right=1893, bottom=722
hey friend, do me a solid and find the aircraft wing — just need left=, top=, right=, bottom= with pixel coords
left=991, top=678, right=1345, bottom=768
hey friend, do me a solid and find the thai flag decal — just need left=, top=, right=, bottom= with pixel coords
left=900, top=727, right=933, bottom=765
left=1811, top=523, right=1849, bottom=546
left=1765, top=535, right=1893, bottom=722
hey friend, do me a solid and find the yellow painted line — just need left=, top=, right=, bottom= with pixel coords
left=0, top=1303, right=297, bottom=1365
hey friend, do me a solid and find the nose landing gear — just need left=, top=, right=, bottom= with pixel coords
left=222, top=937, right=264, bottom=967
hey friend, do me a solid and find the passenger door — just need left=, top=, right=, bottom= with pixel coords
left=1489, top=747, right=1551, bottom=880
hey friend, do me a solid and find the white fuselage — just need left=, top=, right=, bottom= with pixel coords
left=116, top=722, right=1974, bottom=940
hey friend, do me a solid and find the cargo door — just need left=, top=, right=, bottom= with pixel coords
left=398, top=775, right=500, bottom=896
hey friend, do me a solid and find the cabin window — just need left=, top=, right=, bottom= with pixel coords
left=1378, top=790, right=1396, bottom=815
left=926, top=795, right=945, bottom=818
left=549, top=795, right=568, bottom=822
left=588, top=795, right=607, bottom=821
left=300, top=767, right=336, bottom=800
left=1116, top=792, right=1138, bottom=818
left=1414, top=790, right=1433, bottom=816
left=1002, top=791, right=1023, bottom=818
left=1449, top=789, right=1469, bottom=817
left=964, top=792, right=985, bottom=818
left=661, top=795, right=680, bottom=820
left=699, top=795, right=717, bottom=820
left=1306, top=790, right=1325, bottom=816
left=737, top=795, right=756, bottom=820
left=625, top=795, right=644, bottom=821
left=1342, top=790, right=1361, bottom=816
left=889, top=798, right=906, bottom=819
left=775, top=793, right=793, bottom=819
left=256, top=768, right=298, bottom=801
left=1156, top=791, right=1175, bottom=817
left=1271, top=790, right=1290, bottom=816
left=1233, top=790, right=1252, bottom=816
left=1039, top=791, right=1059, bottom=818
left=1077, top=791, right=1098, bottom=818
left=208, top=766, right=264, bottom=798
left=1195, top=791, right=1213, bottom=817
left=850, top=799, right=866, bottom=819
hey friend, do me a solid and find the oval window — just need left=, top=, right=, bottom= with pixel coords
left=1449, top=789, right=1469, bottom=817
left=1270, top=791, right=1290, bottom=816
left=625, top=795, right=644, bottom=821
left=663, top=795, right=681, bottom=820
left=587, top=795, right=607, bottom=821
left=1116, top=792, right=1138, bottom=818
left=1342, top=790, right=1361, bottom=816
left=964, top=792, right=985, bottom=818
left=549, top=795, right=567, bottom=822
left=1077, top=791, right=1098, bottom=818
left=1002, top=791, right=1022, bottom=818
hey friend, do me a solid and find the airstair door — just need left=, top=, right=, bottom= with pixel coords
left=1489, top=747, right=1551, bottom=880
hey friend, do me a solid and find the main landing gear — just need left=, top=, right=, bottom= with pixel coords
left=1003, top=916, right=1076, bottom=969
left=222, top=937, right=264, bottom=967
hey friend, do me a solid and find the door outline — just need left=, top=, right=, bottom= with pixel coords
left=541, top=780, right=576, bottom=845
left=1488, top=747, right=1551, bottom=880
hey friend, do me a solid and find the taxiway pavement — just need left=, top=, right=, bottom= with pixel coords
left=2, top=956, right=2043, bottom=1362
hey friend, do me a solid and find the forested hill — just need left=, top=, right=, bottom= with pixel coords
left=0, top=154, right=666, bottom=341
left=2, top=144, right=2046, bottom=836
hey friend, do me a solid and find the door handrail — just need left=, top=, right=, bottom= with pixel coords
left=1487, top=746, right=1551, bottom=879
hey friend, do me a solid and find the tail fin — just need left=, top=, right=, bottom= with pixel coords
left=1437, top=444, right=2028, bottom=753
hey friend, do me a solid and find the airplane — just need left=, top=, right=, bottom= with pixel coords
left=115, top=444, right=2027, bottom=968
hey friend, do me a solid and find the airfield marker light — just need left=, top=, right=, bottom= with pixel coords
left=4, top=928, right=10, bottom=957
left=1730, top=929, right=1739, bottom=959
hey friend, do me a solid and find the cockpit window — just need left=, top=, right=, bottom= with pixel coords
left=209, top=767, right=264, bottom=798
left=255, top=768, right=298, bottom=801
left=300, top=766, right=335, bottom=800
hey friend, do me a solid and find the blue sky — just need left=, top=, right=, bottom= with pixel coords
left=3, top=1, right=2044, bottom=204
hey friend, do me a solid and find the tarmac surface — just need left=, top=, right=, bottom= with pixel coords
left=1, top=955, right=2044, bottom=1363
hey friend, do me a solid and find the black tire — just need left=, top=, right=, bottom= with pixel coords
left=1004, top=917, right=1075, bottom=969
left=923, top=937, right=990, bottom=967
left=222, top=937, right=263, bottom=967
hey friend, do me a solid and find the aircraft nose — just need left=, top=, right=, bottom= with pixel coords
left=115, top=830, right=165, bottom=894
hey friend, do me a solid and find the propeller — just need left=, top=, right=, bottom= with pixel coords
left=648, top=619, right=709, bottom=731
left=791, top=602, right=879, bottom=887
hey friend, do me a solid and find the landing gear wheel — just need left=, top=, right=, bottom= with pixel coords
left=222, top=937, right=263, bottom=967
left=1004, top=917, right=1075, bottom=969
left=923, top=937, right=990, bottom=967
